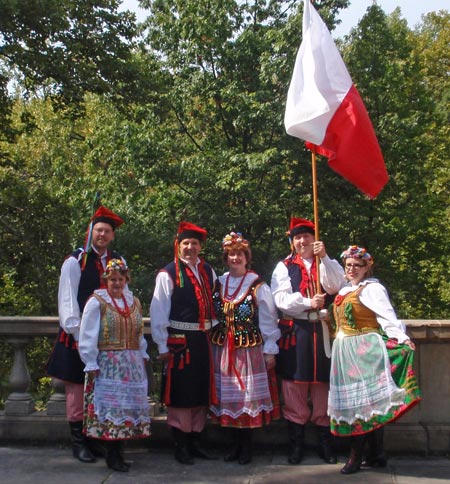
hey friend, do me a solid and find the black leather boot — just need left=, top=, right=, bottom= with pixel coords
left=287, top=421, right=305, bottom=465
left=224, top=428, right=241, bottom=462
left=317, top=425, right=337, bottom=464
left=341, top=435, right=366, bottom=474
left=87, top=438, right=106, bottom=458
left=361, top=427, right=387, bottom=467
left=238, top=429, right=252, bottom=465
left=69, top=421, right=96, bottom=463
left=172, top=427, right=194, bottom=465
left=188, top=431, right=218, bottom=460
left=105, top=441, right=129, bottom=472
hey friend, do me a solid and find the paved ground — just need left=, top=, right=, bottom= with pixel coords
left=0, top=445, right=449, bottom=484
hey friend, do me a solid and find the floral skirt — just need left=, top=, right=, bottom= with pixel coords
left=209, top=343, right=280, bottom=428
left=329, top=333, right=421, bottom=436
left=83, top=350, right=151, bottom=440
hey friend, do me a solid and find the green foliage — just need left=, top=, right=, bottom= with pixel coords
left=0, top=0, right=137, bottom=102
left=1, top=1, right=448, bottom=318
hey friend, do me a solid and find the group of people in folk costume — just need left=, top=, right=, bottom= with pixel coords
left=47, top=208, right=420, bottom=474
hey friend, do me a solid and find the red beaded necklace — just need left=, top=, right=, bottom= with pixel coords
left=107, top=290, right=130, bottom=318
left=223, top=271, right=248, bottom=302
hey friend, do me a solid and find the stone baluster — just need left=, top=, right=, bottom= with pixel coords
left=4, top=337, right=35, bottom=415
left=46, top=378, right=66, bottom=416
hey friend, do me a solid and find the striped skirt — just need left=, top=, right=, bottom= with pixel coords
left=210, top=343, right=280, bottom=428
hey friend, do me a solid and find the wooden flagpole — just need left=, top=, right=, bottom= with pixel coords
left=311, top=150, right=321, bottom=295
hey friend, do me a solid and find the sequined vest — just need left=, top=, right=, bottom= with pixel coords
left=211, top=279, right=263, bottom=348
left=93, top=294, right=143, bottom=350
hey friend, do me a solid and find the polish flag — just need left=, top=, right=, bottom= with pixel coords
left=284, top=0, right=388, bottom=198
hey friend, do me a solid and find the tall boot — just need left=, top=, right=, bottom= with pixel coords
left=105, top=441, right=129, bottom=472
left=172, top=427, right=194, bottom=465
left=340, top=434, right=366, bottom=475
left=317, top=425, right=337, bottom=464
left=287, top=421, right=305, bottom=465
left=361, top=427, right=387, bottom=467
left=238, top=429, right=252, bottom=465
left=224, top=428, right=241, bottom=462
left=188, top=431, right=218, bottom=460
left=86, top=438, right=106, bottom=458
left=69, top=421, right=96, bottom=463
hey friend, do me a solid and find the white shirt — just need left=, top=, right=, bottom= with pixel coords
left=150, top=258, right=218, bottom=354
left=270, top=254, right=344, bottom=320
left=57, top=247, right=125, bottom=341
left=78, top=288, right=149, bottom=372
left=337, top=278, right=409, bottom=343
left=271, top=254, right=344, bottom=358
left=217, top=271, right=281, bottom=355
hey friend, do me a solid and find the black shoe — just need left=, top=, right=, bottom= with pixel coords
left=224, top=428, right=240, bottom=462
left=188, top=432, right=218, bottom=460
left=105, top=441, right=129, bottom=472
left=361, top=428, right=387, bottom=467
left=172, top=428, right=194, bottom=465
left=238, top=429, right=252, bottom=465
left=340, top=435, right=365, bottom=475
left=340, top=457, right=361, bottom=474
left=361, top=454, right=387, bottom=467
left=288, top=444, right=304, bottom=465
left=175, top=444, right=195, bottom=465
left=287, top=422, right=304, bottom=465
left=69, top=421, right=96, bottom=463
left=317, top=426, right=337, bottom=464
left=72, top=443, right=96, bottom=463
left=107, top=457, right=129, bottom=472
left=87, top=438, right=106, bottom=458
left=224, top=447, right=240, bottom=462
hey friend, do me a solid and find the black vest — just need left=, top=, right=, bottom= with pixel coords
left=71, top=248, right=121, bottom=311
left=164, top=260, right=214, bottom=323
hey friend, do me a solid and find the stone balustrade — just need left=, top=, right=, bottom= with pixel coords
left=0, top=317, right=449, bottom=454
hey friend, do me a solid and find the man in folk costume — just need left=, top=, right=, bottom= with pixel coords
left=271, top=217, right=344, bottom=465
left=46, top=206, right=125, bottom=463
left=150, top=222, right=218, bottom=464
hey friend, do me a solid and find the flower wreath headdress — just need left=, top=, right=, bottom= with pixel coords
left=340, top=245, right=373, bottom=265
left=103, top=258, right=128, bottom=277
left=222, top=232, right=249, bottom=251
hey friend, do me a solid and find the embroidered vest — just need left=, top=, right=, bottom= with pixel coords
left=332, top=285, right=380, bottom=336
left=94, top=294, right=143, bottom=351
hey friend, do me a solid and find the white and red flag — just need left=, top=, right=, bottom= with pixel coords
left=284, top=0, right=388, bottom=198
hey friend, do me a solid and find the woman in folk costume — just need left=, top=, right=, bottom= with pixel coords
left=79, top=259, right=151, bottom=472
left=328, top=246, right=421, bottom=475
left=210, top=232, right=281, bottom=464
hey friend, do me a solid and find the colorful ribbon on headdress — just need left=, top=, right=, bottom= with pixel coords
left=81, top=192, right=101, bottom=271
left=174, top=238, right=184, bottom=287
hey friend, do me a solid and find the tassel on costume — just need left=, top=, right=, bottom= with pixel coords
left=178, top=354, right=185, bottom=370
